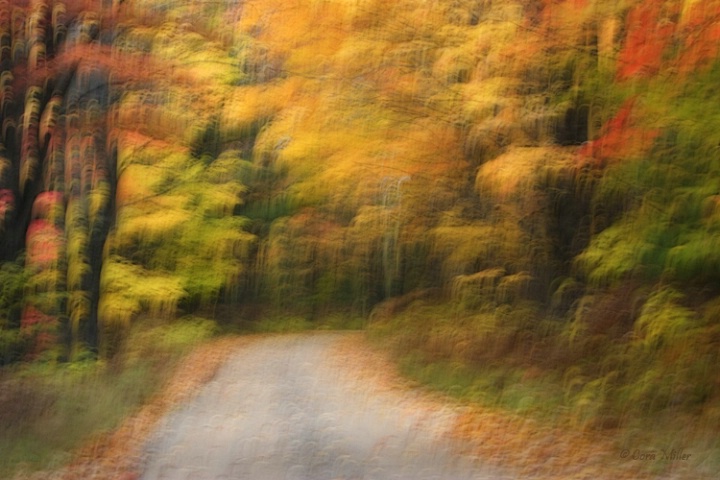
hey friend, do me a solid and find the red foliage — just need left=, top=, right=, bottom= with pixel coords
left=20, top=305, right=58, bottom=358
left=31, top=190, right=64, bottom=219
left=578, top=98, right=660, bottom=166
left=617, top=1, right=679, bottom=80
left=25, top=218, right=64, bottom=267
left=20, top=305, right=56, bottom=329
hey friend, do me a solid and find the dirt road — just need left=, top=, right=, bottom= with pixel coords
left=138, top=332, right=511, bottom=480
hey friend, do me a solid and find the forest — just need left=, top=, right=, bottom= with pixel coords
left=1, top=0, right=719, bottom=476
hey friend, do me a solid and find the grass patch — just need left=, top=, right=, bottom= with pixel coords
left=0, top=316, right=219, bottom=479
left=244, top=310, right=365, bottom=333
left=314, top=313, right=366, bottom=331
left=0, top=363, right=157, bottom=476
left=250, top=315, right=315, bottom=333
left=396, top=352, right=566, bottom=417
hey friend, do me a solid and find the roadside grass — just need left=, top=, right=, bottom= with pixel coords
left=3, top=303, right=716, bottom=479
left=243, top=311, right=365, bottom=333
left=396, top=352, right=566, bottom=416
left=367, top=300, right=720, bottom=479
left=0, top=362, right=157, bottom=476
left=0, top=316, right=218, bottom=479
left=0, top=311, right=363, bottom=478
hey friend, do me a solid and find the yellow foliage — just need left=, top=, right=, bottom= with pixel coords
left=452, top=267, right=506, bottom=297
left=635, top=288, right=695, bottom=349
left=99, top=258, right=185, bottom=326
left=115, top=81, right=229, bottom=148
left=66, top=257, right=90, bottom=292
left=476, top=147, right=574, bottom=201
left=238, top=0, right=347, bottom=66
left=431, top=215, right=525, bottom=280
left=184, top=218, right=255, bottom=262
left=198, top=183, right=244, bottom=218
left=68, top=290, right=90, bottom=330
left=115, top=168, right=156, bottom=210
left=25, top=269, right=63, bottom=296
left=204, top=151, right=245, bottom=183
left=221, top=80, right=301, bottom=134
left=151, top=22, right=240, bottom=84
left=347, top=205, right=387, bottom=247
left=0, top=154, right=10, bottom=181
left=679, top=0, right=705, bottom=25
left=87, top=181, right=110, bottom=227
left=497, top=272, right=534, bottom=303
left=115, top=204, right=191, bottom=245
left=332, top=36, right=387, bottom=77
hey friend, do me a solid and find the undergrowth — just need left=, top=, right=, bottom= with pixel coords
left=224, top=308, right=366, bottom=333
left=367, top=297, right=720, bottom=478
left=0, top=316, right=217, bottom=479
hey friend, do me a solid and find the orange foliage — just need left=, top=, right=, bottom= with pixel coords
left=537, top=0, right=588, bottom=32
left=676, top=0, right=720, bottom=72
left=238, top=0, right=347, bottom=76
left=288, top=209, right=343, bottom=246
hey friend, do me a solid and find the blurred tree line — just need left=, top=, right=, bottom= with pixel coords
left=1, top=0, right=719, bottom=434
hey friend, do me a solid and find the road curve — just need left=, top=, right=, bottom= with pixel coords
left=138, top=332, right=513, bottom=480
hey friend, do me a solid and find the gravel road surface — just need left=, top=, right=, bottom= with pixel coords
left=139, top=332, right=512, bottom=480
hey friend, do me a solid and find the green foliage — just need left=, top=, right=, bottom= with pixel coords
left=237, top=310, right=364, bottom=333
left=122, top=316, right=219, bottom=363
left=577, top=58, right=720, bottom=288
left=0, top=259, right=29, bottom=364
left=0, top=363, right=150, bottom=476
left=634, top=288, right=695, bottom=349
left=576, top=220, right=656, bottom=286
left=369, top=303, right=563, bottom=419
left=0, top=259, right=26, bottom=326
left=0, top=328, right=28, bottom=365
left=314, top=313, right=366, bottom=331
left=251, top=315, right=315, bottom=333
